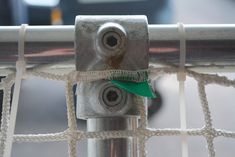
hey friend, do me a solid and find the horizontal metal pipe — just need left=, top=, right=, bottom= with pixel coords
left=0, top=24, right=235, bottom=70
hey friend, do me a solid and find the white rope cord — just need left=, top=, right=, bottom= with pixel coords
left=136, top=97, right=148, bottom=157
left=0, top=75, right=15, bottom=156
left=177, top=23, right=188, bottom=157
left=1, top=65, right=235, bottom=157
left=65, top=77, right=78, bottom=157
left=10, top=127, right=235, bottom=142
left=198, top=82, right=216, bottom=157
left=3, top=24, right=27, bottom=157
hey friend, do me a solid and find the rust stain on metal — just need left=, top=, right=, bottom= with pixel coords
left=106, top=54, right=124, bottom=69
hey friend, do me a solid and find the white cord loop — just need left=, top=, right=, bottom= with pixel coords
left=177, top=23, right=188, bottom=157
left=16, top=24, right=27, bottom=74
left=3, top=24, right=27, bottom=157
left=177, top=23, right=186, bottom=81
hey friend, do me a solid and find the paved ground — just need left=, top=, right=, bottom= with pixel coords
left=10, top=0, right=235, bottom=156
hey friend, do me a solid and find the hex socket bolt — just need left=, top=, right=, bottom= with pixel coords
left=96, top=22, right=127, bottom=58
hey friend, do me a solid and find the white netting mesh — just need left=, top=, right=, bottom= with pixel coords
left=0, top=64, right=235, bottom=157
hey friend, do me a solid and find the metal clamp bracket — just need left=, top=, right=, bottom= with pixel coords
left=75, top=15, right=149, bottom=119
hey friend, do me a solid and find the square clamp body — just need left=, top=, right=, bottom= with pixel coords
left=75, top=15, right=149, bottom=119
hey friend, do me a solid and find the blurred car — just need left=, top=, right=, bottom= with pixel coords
left=59, top=0, right=172, bottom=24
left=0, top=0, right=172, bottom=25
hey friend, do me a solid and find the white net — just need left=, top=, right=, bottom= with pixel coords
left=0, top=63, right=235, bottom=157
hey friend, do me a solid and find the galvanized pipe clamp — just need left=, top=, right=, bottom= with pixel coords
left=75, top=15, right=149, bottom=119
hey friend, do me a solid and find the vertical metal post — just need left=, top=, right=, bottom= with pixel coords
left=87, top=117, right=138, bottom=157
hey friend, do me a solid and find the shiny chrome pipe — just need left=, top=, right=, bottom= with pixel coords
left=87, top=117, right=138, bottom=157
left=0, top=24, right=235, bottom=68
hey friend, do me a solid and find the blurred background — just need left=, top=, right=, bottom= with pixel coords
left=1, top=0, right=235, bottom=25
left=0, top=0, right=235, bottom=156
